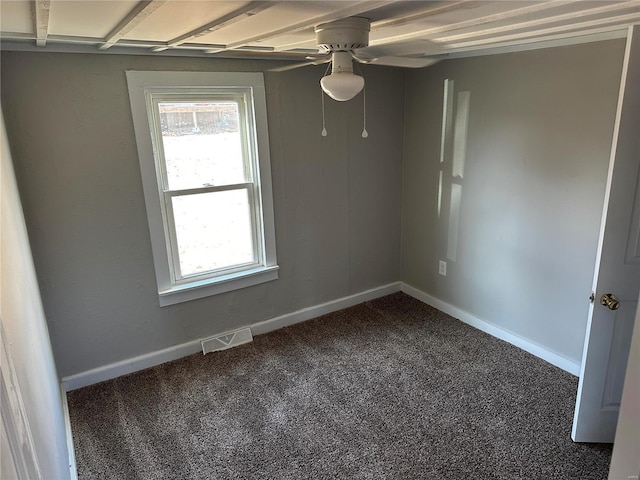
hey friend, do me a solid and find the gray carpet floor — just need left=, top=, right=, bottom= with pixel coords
left=68, top=293, right=612, bottom=479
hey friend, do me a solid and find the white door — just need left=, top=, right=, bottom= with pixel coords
left=572, top=25, right=640, bottom=443
left=608, top=296, right=640, bottom=479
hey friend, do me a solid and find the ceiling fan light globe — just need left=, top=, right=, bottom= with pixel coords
left=320, top=73, right=364, bottom=102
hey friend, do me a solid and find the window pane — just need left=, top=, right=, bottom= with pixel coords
left=172, top=189, right=255, bottom=277
left=159, top=101, right=247, bottom=190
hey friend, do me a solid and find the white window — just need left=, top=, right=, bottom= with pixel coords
left=126, top=71, right=278, bottom=306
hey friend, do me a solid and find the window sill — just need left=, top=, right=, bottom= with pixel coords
left=158, top=265, right=279, bottom=307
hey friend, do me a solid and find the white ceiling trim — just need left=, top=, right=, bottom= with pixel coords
left=33, top=0, right=50, bottom=47
left=152, top=1, right=275, bottom=53
left=1, top=1, right=637, bottom=64
left=437, top=0, right=640, bottom=43
left=0, top=30, right=303, bottom=55
left=441, top=24, right=629, bottom=56
left=0, top=27, right=627, bottom=62
left=447, top=11, right=640, bottom=49
left=371, top=0, right=474, bottom=30
left=368, top=0, right=580, bottom=47
left=205, top=0, right=389, bottom=54
left=100, top=0, right=168, bottom=50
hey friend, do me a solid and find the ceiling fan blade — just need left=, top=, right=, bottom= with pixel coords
left=360, top=39, right=439, bottom=58
left=269, top=56, right=331, bottom=72
left=353, top=54, right=439, bottom=69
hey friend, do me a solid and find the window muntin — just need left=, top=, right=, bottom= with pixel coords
left=126, top=71, right=278, bottom=306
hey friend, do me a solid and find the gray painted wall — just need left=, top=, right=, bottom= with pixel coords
left=402, top=40, right=625, bottom=363
left=0, top=38, right=627, bottom=379
left=1, top=107, right=70, bottom=479
left=1, top=52, right=403, bottom=377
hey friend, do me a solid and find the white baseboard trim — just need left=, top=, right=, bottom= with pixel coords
left=61, top=340, right=203, bottom=391
left=250, top=282, right=401, bottom=336
left=400, top=282, right=581, bottom=376
left=62, top=282, right=402, bottom=391
left=60, top=384, right=78, bottom=480
left=62, top=281, right=578, bottom=389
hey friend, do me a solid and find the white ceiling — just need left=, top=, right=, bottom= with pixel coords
left=1, top=1, right=639, bottom=62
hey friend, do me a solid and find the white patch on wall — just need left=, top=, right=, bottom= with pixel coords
left=201, top=327, right=253, bottom=354
left=439, top=79, right=471, bottom=264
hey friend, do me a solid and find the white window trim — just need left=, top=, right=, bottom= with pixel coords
left=126, top=71, right=278, bottom=306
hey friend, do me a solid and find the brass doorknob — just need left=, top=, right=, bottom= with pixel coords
left=600, top=293, right=620, bottom=311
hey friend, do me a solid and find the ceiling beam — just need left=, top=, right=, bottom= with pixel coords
left=152, top=1, right=274, bottom=52
left=368, top=0, right=579, bottom=47
left=371, top=0, right=473, bottom=30
left=440, top=24, right=629, bottom=57
left=205, top=0, right=389, bottom=54
left=1, top=26, right=629, bottom=61
left=33, top=0, right=50, bottom=47
left=0, top=31, right=310, bottom=56
left=437, top=0, right=640, bottom=43
left=99, top=0, right=167, bottom=50
left=446, top=11, right=640, bottom=50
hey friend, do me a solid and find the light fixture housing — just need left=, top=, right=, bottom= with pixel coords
left=320, top=52, right=364, bottom=102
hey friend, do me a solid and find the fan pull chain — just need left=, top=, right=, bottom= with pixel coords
left=321, top=62, right=331, bottom=137
left=353, top=61, right=368, bottom=138
left=362, top=84, right=368, bottom=138
left=321, top=90, right=327, bottom=137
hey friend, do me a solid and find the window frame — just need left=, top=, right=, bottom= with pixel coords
left=126, top=71, right=278, bottom=306
left=149, top=91, right=262, bottom=284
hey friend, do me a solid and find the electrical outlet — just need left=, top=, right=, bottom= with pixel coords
left=439, top=260, right=447, bottom=276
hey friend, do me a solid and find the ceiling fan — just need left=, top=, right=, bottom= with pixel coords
left=271, top=17, right=439, bottom=102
